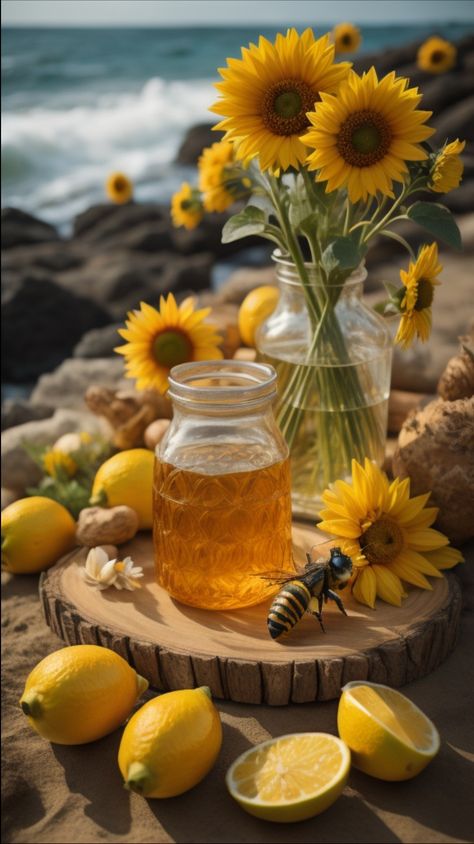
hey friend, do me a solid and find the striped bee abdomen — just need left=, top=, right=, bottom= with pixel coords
left=267, top=580, right=311, bottom=639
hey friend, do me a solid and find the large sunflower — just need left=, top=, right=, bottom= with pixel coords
left=301, top=68, right=434, bottom=203
left=171, top=182, right=204, bottom=230
left=430, top=139, right=465, bottom=193
left=394, top=242, right=442, bottom=350
left=115, top=294, right=223, bottom=393
left=198, top=140, right=240, bottom=213
left=417, top=37, right=457, bottom=74
left=318, top=458, right=463, bottom=609
left=332, top=23, right=361, bottom=54
left=209, top=28, right=351, bottom=173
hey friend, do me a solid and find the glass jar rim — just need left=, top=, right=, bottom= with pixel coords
left=272, top=248, right=367, bottom=288
left=167, top=360, right=277, bottom=412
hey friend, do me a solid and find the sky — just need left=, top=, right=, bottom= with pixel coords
left=3, top=0, right=474, bottom=27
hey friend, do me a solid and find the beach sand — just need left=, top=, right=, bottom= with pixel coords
left=2, top=543, right=473, bottom=844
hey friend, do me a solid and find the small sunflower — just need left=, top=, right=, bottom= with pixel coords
left=198, top=141, right=240, bottom=213
left=171, top=182, right=204, bottom=230
left=43, top=449, right=77, bottom=479
left=301, top=68, right=434, bottom=203
left=106, top=172, right=133, bottom=204
left=394, top=243, right=442, bottom=350
left=318, top=458, right=463, bottom=609
left=417, top=37, right=457, bottom=74
left=332, top=23, right=361, bottom=54
left=210, top=28, right=351, bottom=173
left=115, top=293, right=223, bottom=393
left=430, top=139, right=465, bottom=193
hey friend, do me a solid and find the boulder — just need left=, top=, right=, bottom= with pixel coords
left=175, top=123, right=224, bottom=164
left=1, top=240, right=85, bottom=273
left=73, top=202, right=166, bottom=240
left=1, top=208, right=59, bottom=250
left=30, top=358, right=127, bottom=411
left=1, top=273, right=109, bottom=383
left=420, top=72, right=474, bottom=116
left=216, top=266, right=277, bottom=305
left=1, top=399, right=54, bottom=432
left=73, top=324, right=122, bottom=359
left=433, top=96, right=474, bottom=146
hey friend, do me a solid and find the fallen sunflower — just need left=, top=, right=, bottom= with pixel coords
left=302, top=67, right=434, bottom=202
left=171, top=182, right=204, bottom=230
left=430, top=139, right=465, bottom=193
left=417, top=36, right=457, bottom=74
left=210, top=27, right=351, bottom=173
left=106, top=172, right=133, bottom=204
left=318, top=458, right=463, bottom=609
left=198, top=141, right=240, bottom=213
left=394, top=242, right=442, bottom=350
left=115, top=293, right=223, bottom=393
left=43, top=449, right=77, bottom=479
left=332, top=23, right=361, bottom=54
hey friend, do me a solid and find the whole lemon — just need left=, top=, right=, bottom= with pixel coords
left=238, top=285, right=280, bottom=347
left=118, top=687, right=222, bottom=798
left=1, top=496, right=76, bottom=574
left=20, top=645, right=148, bottom=745
left=91, top=449, right=154, bottom=530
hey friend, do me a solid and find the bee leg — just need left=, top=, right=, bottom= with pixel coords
left=308, top=596, right=326, bottom=633
left=326, top=589, right=348, bottom=617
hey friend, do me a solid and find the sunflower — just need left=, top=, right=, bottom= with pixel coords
left=171, top=182, right=204, bottom=230
left=106, top=172, right=133, bottom=204
left=318, top=458, right=463, bottom=609
left=43, top=449, right=77, bottom=479
left=209, top=28, right=351, bottom=173
left=301, top=68, right=434, bottom=203
left=198, top=141, right=239, bottom=212
left=430, top=139, right=465, bottom=193
left=394, top=242, right=442, bottom=350
left=417, top=37, right=457, bottom=74
left=332, top=23, right=361, bottom=54
left=115, top=293, right=223, bottom=393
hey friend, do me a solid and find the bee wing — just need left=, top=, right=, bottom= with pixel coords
left=257, top=569, right=300, bottom=585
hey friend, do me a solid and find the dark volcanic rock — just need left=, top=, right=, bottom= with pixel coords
left=73, top=202, right=167, bottom=242
left=175, top=123, right=224, bottom=164
left=433, top=96, right=474, bottom=146
left=73, top=324, right=122, bottom=358
left=421, top=72, right=474, bottom=115
left=442, top=179, right=474, bottom=215
left=2, top=274, right=109, bottom=382
left=1, top=399, right=54, bottom=431
left=1, top=208, right=59, bottom=250
left=2, top=241, right=85, bottom=273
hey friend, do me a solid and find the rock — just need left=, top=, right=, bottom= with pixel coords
left=420, top=72, right=474, bottom=116
left=216, top=266, right=277, bottom=305
left=1, top=399, right=54, bottom=432
left=1, top=408, right=106, bottom=494
left=76, top=505, right=139, bottom=547
left=433, top=96, right=474, bottom=147
left=175, top=123, right=224, bottom=164
left=144, top=418, right=171, bottom=451
left=1, top=208, right=59, bottom=250
left=392, top=397, right=474, bottom=545
left=1, top=240, right=85, bottom=273
left=73, top=202, right=166, bottom=241
left=442, top=179, right=474, bottom=216
left=1, top=274, right=109, bottom=383
left=31, top=358, right=127, bottom=411
left=73, top=324, right=122, bottom=359
left=1, top=489, right=19, bottom=510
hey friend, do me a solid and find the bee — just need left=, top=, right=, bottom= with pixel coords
left=264, top=547, right=353, bottom=640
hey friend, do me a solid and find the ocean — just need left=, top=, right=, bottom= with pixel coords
left=2, top=23, right=472, bottom=231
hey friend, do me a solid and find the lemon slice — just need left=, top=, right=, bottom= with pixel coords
left=337, top=681, right=440, bottom=781
left=226, top=733, right=350, bottom=823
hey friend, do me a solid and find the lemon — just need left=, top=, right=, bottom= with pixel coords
left=20, top=645, right=148, bottom=745
left=226, top=733, right=350, bottom=823
left=238, top=285, right=280, bottom=347
left=118, top=686, right=222, bottom=798
left=91, top=448, right=154, bottom=530
left=1, top=496, right=76, bottom=574
left=337, top=681, right=440, bottom=781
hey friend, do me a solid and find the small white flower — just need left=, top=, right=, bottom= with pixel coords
left=82, top=547, right=143, bottom=591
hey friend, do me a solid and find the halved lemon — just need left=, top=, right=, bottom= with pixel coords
left=337, top=681, right=440, bottom=781
left=226, top=733, right=350, bottom=823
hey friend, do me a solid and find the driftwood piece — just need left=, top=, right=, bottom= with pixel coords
left=39, top=525, right=462, bottom=705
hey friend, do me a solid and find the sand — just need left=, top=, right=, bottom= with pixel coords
left=1, top=542, right=473, bottom=844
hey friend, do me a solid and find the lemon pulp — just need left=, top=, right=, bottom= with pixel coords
left=347, top=684, right=437, bottom=752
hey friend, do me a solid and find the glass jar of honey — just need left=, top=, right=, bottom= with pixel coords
left=153, top=360, right=294, bottom=610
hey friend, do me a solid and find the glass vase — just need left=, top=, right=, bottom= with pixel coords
left=256, top=252, right=392, bottom=520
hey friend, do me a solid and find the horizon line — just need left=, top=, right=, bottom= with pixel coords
left=3, top=20, right=474, bottom=30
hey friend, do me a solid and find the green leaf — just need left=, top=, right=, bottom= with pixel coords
left=221, top=205, right=266, bottom=243
left=407, top=202, right=462, bottom=251
left=322, top=235, right=366, bottom=275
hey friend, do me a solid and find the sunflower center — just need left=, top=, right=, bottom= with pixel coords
left=414, top=278, right=434, bottom=311
left=153, top=329, right=193, bottom=368
left=341, top=34, right=353, bottom=46
left=261, top=78, right=316, bottom=136
left=360, top=517, right=404, bottom=565
left=113, top=176, right=127, bottom=192
left=430, top=49, right=445, bottom=64
left=337, top=110, right=392, bottom=167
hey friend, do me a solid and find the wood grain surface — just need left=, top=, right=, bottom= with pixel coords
left=40, top=524, right=462, bottom=705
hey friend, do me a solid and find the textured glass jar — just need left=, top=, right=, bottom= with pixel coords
left=153, top=360, right=293, bottom=610
left=256, top=254, right=392, bottom=520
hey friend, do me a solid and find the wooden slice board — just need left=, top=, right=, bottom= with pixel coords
left=39, top=523, right=462, bottom=705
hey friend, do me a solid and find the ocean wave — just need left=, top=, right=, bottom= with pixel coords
left=1, top=76, right=216, bottom=223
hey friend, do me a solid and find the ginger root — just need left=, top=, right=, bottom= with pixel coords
left=85, top=386, right=172, bottom=450
left=76, top=506, right=139, bottom=547
left=437, top=331, right=474, bottom=401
